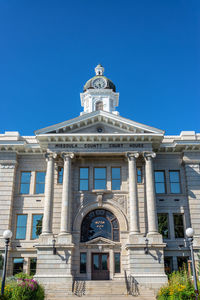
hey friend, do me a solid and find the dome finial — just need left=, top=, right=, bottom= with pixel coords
left=95, top=64, right=104, bottom=76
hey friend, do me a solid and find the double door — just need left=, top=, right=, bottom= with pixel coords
left=92, top=253, right=109, bottom=280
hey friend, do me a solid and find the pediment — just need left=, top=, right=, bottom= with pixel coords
left=84, top=237, right=118, bottom=246
left=35, top=111, right=164, bottom=136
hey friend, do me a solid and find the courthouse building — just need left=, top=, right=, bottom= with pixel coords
left=0, top=64, right=200, bottom=293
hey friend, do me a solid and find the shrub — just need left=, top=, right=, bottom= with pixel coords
left=157, top=267, right=200, bottom=300
left=0, top=273, right=44, bottom=300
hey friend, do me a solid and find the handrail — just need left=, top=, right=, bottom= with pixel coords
left=124, top=270, right=139, bottom=296
left=73, top=279, right=86, bottom=297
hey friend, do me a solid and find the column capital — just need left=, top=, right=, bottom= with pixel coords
left=144, top=152, right=156, bottom=160
left=45, top=152, right=57, bottom=161
left=61, top=152, right=75, bottom=161
left=126, top=152, right=140, bottom=160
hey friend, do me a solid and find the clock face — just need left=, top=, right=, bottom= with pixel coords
left=92, top=78, right=107, bottom=89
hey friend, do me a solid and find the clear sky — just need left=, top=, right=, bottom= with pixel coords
left=0, top=0, right=199, bottom=135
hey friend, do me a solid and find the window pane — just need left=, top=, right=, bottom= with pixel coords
left=36, top=172, right=46, bottom=183
left=112, top=168, right=120, bottom=179
left=93, top=255, right=99, bottom=270
left=137, top=168, right=142, bottom=183
left=35, top=172, right=45, bottom=194
left=102, top=255, right=108, bottom=270
left=94, top=168, right=106, bottom=179
left=20, top=172, right=31, bottom=194
left=94, top=180, right=106, bottom=190
left=112, top=179, right=121, bottom=190
left=21, top=172, right=31, bottom=183
left=164, top=257, right=173, bottom=274
left=174, top=214, right=184, bottom=238
left=155, top=183, right=165, bottom=194
left=32, top=215, right=43, bottom=239
left=80, top=180, right=88, bottom=191
left=170, top=171, right=180, bottom=182
left=80, top=253, right=87, bottom=273
left=30, top=258, right=37, bottom=276
left=80, top=168, right=88, bottom=179
left=13, top=258, right=24, bottom=275
left=114, top=253, right=120, bottom=273
left=155, top=171, right=164, bottom=182
left=171, top=183, right=181, bottom=193
left=16, top=215, right=27, bottom=239
left=58, top=167, right=63, bottom=184
left=158, top=213, right=169, bottom=238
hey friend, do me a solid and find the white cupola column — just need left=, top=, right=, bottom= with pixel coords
left=42, top=153, right=56, bottom=235
left=144, top=152, right=158, bottom=235
left=59, top=153, right=74, bottom=235
left=128, top=152, right=140, bottom=234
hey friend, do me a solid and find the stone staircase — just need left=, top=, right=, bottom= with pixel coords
left=45, top=280, right=157, bottom=300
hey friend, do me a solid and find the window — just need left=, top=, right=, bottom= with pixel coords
left=81, top=209, right=119, bottom=242
left=35, top=172, right=46, bottom=194
left=137, top=167, right=142, bottom=183
left=32, top=215, right=43, bottom=239
left=114, top=253, right=120, bottom=273
left=111, top=167, right=121, bottom=190
left=169, top=171, right=181, bottom=193
left=58, top=167, right=63, bottom=184
left=164, top=257, right=173, bottom=274
left=80, top=168, right=89, bottom=191
left=30, top=258, right=37, bottom=275
left=177, top=257, right=189, bottom=270
left=94, top=168, right=106, bottom=190
left=96, top=101, right=103, bottom=111
left=158, top=213, right=169, bottom=239
left=80, top=253, right=87, bottom=273
left=20, top=172, right=31, bottom=194
left=154, top=171, right=166, bottom=193
left=173, top=214, right=184, bottom=238
left=16, top=215, right=27, bottom=240
left=13, top=258, right=24, bottom=275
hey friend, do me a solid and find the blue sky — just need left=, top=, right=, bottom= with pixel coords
left=0, top=0, right=199, bottom=135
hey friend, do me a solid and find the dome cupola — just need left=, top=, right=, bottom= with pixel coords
left=83, top=64, right=116, bottom=92
left=80, top=65, right=119, bottom=116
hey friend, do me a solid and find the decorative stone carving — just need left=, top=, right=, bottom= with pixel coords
left=97, top=193, right=103, bottom=207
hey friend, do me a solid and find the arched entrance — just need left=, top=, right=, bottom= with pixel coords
left=80, top=209, right=120, bottom=280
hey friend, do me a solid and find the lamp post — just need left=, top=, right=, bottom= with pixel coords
left=1, top=230, right=12, bottom=296
left=186, top=227, right=199, bottom=299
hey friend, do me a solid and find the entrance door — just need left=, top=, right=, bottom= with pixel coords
left=92, top=253, right=109, bottom=280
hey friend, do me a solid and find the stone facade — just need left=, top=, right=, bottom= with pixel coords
left=0, top=66, right=200, bottom=293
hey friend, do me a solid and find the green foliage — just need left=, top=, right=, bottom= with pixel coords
left=0, top=273, right=44, bottom=300
left=157, top=267, right=200, bottom=299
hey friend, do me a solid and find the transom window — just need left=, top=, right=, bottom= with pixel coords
left=154, top=171, right=166, bottom=194
left=94, top=168, right=106, bottom=190
left=81, top=209, right=119, bottom=242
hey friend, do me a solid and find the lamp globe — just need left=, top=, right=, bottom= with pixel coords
left=186, top=227, right=194, bottom=238
left=3, top=230, right=12, bottom=239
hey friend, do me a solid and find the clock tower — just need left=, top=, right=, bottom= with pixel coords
left=80, top=64, right=119, bottom=115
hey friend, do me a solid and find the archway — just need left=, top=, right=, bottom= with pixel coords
left=80, top=209, right=120, bottom=243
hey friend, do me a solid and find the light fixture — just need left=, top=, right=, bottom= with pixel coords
left=186, top=227, right=199, bottom=299
left=1, top=230, right=12, bottom=296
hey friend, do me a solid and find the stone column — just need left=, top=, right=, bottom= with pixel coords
left=42, top=153, right=56, bottom=235
left=60, top=153, right=74, bottom=235
left=144, top=152, right=158, bottom=235
left=127, top=152, right=140, bottom=234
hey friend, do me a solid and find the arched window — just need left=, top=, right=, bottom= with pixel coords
left=80, top=209, right=119, bottom=242
left=95, top=101, right=103, bottom=111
